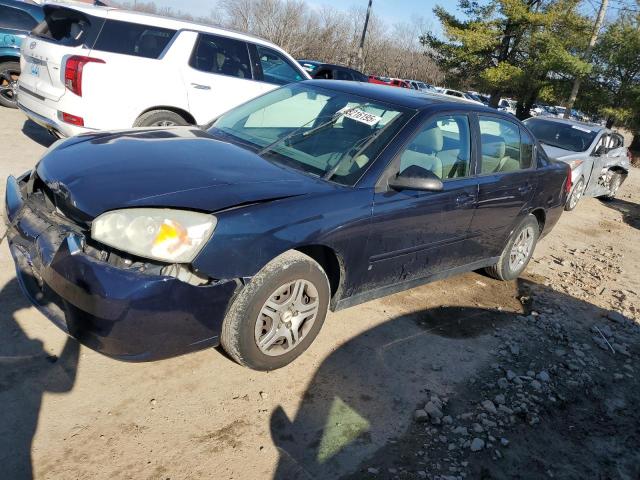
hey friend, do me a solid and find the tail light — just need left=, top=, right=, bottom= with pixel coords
left=564, top=164, right=572, bottom=194
left=64, top=56, right=105, bottom=97
left=60, top=111, right=84, bottom=127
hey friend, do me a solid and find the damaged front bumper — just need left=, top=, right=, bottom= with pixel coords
left=4, top=175, right=241, bottom=361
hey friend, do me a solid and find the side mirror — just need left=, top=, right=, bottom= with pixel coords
left=388, top=167, right=444, bottom=192
left=594, top=145, right=607, bottom=156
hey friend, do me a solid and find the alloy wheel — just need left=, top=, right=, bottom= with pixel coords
left=509, top=226, right=535, bottom=272
left=568, top=179, right=584, bottom=210
left=255, top=279, right=320, bottom=356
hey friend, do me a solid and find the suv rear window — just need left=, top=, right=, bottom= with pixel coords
left=92, top=20, right=176, bottom=59
left=32, top=6, right=99, bottom=47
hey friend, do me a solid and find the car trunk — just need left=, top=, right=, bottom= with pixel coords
left=20, top=5, right=104, bottom=102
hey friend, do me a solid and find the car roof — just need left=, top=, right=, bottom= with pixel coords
left=1, top=0, right=43, bottom=17
left=525, top=116, right=604, bottom=133
left=302, top=80, right=508, bottom=113
left=41, top=2, right=279, bottom=48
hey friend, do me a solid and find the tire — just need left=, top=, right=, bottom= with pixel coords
left=564, top=177, right=584, bottom=211
left=133, top=109, right=190, bottom=128
left=221, top=250, right=330, bottom=371
left=485, top=214, right=540, bottom=281
left=0, top=61, right=20, bottom=109
left=601, top=172, right=622, bottom=200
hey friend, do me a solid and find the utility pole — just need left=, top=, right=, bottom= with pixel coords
left=357, top=0, right=373, bottom=72
left=564, top=0, right=608, bottom=118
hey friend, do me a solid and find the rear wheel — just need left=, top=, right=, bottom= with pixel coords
left=0, top=61, right=20, bottom=109
left=485, top=214, right=540, bottom=281
left=221, top=250, right=330, bottom=371
left=565, top=177, right=584, bottom=211
left=133, top=109, right=190, bottom=128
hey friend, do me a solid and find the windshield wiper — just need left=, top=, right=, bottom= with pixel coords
left=323, top=113, right=401, bottom=181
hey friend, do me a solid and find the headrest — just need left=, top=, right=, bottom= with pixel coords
left=485, top=139, right=506, bottom=158
left=413, top=126, right=443, bottom=153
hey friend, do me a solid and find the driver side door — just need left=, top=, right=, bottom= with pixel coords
left=362, top=113, right=479, bottom=292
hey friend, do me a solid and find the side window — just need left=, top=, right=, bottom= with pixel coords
left=520, top=129, right=534, bottom=169
left=399, top=114, right=472, bottom=180
left=314, top=68, right=333, bottom=79
left=479, top=117, right=523, bottom=174
left=0, top=6, right=38, bottom=31
left=93, top=20, right=176, bottom=59
left=256, top=45, right=304, bottom=85
left=336, top=69, right=353, bottom=81
left=190, top=34, right=251, bottom=79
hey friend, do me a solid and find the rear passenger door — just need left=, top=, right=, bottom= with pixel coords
left=184, top=33, right=265, bottom=124
left=468, top=115, right=536, bottom=259
left=363, top=113, right=479, bottom=292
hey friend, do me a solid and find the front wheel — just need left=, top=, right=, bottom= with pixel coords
left=485, top=215, right=540, bottom=281
left=602, top=172, right=623, bottom=200
left=565, top=177, right=584, bottom=211
left=221, top=250, right=330, bottom=370
left=0, top=61, right=20, bottom=109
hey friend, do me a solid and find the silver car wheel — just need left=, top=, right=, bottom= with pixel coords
left=568, top=179, right=584, bottom=209
left=509, top=226, right=535, bottom=272
left=255, top=279, right=320, bottom=357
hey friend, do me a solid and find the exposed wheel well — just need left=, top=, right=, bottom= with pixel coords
left=295, top=245, right=343, bottom=300
left=609, top=166, right=628, bottom=176
left=0, top=56, right=20, bottom=65
left=531, top=208, right=546, bottom=233
left=136, top=106, right=196, bottom=125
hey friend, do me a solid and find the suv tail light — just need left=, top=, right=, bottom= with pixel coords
left=64, top=56, right=105, bottom=97
left=60, top=111, right=84, bottom=127
left=564, top=164, right=572, bottom=194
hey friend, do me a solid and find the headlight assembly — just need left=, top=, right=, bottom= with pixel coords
left=91, top=208, right=216, bottom=263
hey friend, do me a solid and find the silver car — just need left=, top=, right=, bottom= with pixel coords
left=524, top=117, right=631, bottom=210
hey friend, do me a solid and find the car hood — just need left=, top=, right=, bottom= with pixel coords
left=540, top=144, right=588, bottom=163
left=34, top=127, right=336, bottom=223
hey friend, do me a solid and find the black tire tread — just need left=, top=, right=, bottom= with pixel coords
left=220, top=250, right=329, bottom=370
left=0, top=61, right=20, bottom=109
left=133, top=109, right=189, bottom=128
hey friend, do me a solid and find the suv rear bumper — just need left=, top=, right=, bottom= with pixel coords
left=17, top=93, right=93, bottom=138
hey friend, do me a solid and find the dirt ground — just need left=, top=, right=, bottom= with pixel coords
left=0, top=108, right=638, bottom=480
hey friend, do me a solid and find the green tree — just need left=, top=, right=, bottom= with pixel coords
left=591, top=8, right=640, bottom=141
left=423, top=0, right=591, bottom=117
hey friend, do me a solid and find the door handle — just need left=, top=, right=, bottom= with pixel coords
left=191, top=83, right=211, bottom=90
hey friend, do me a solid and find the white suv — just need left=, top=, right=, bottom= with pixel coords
left=17, top=3, right=310, bottom=137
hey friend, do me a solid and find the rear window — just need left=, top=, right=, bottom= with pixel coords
left=0, top=5, right=39, bottom=31
left=92, top=20, right=176, bottom=59
left=32, top=6, right=99, bottom=47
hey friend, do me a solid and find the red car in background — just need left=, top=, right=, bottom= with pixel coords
left=368, top=76, right=410, bottom=88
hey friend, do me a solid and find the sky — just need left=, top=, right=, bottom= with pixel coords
left=149, top=0, right=446, bottom=31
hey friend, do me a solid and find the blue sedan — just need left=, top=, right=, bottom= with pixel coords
left=5, top=81, right=570, bottom=369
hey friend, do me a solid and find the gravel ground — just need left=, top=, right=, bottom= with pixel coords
left=0, top=109, right=639, bottom=480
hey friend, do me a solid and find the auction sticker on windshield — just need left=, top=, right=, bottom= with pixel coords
left=343, top=108, right=382, bottom=126
left=571, top=125, right=591, bottom=133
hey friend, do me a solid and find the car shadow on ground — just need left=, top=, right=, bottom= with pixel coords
left=0, top=278, right=79, bottom=480
left=600, top=197, right=640, bottom=230
left=269, top=278, right=637, bottom=479
left=21, top=120, right=56, bottom=148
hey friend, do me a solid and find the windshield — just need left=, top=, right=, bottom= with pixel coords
left=526, top=118, right=597, bottom=152
left=209, top=84, right=413, bottom=185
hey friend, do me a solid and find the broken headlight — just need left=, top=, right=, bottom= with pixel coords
left=91, top=208, right=216, bottom=263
